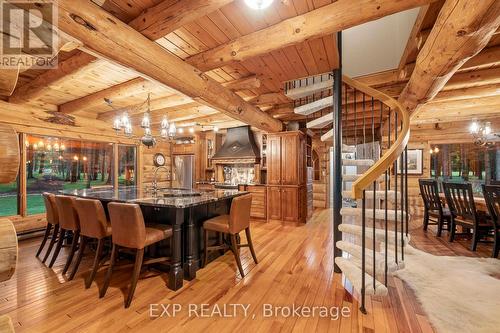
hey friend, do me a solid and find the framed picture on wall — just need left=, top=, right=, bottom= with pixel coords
left=397, top=149, right=423, bottom=175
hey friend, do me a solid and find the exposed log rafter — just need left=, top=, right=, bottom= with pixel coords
left=399, top=0, right=500, bottom=115
left=39, top=0, right=282, bottom=132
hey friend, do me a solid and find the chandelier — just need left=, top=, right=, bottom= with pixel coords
left=469, top=119, right=498, bottom=147
left=109, top=94, right=177, bottom=147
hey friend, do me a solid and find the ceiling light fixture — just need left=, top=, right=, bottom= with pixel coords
left=108, top=94, right=176, bottom=147
left=244, top=0, right=274, bottom=10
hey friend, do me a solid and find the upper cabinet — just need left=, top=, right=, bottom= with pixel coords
left=267, top=134, right=282, bottom=185
left=267, top=131, right=306, bottom=186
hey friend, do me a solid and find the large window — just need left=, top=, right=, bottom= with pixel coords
left=118, top=145, right=137, bottom=187
left=0, top=134, right=139, bottom=218
left=0, top=180, right=19, bottom=217
left=25, top=135, right=114, bottom=215
left=430, top=143, right=499, bottom=195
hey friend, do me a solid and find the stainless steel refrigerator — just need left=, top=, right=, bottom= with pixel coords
left=172, top=155, right=194, bottom=189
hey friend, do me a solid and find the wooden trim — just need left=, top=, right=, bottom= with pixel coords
left=344, top=75, right=410, bottom=199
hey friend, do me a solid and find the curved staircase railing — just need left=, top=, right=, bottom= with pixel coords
left=341, top=75, right=410, bottom=313
left=286, top=72, right=411, bottom=313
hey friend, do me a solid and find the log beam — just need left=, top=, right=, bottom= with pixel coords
left=186, top=0, right=435, bottom=71
left=48, top=1, right=282, bottom=132
left=399, top=0, right=500, bottom=115
left=221, top=75, right=261, bottom=91
left=128, top=0, right=233, bottom=41
left=9, top=51, right=98, bottom=103
left=59, top=78, right=153, bottom=114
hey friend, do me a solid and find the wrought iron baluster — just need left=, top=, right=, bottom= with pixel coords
left=362, top=93, right=366, bottom=157
left=400, top=148, right=404, bottom=261
left=354, top=89, right=357, bottom=146
left=394, top=112, right=398, bottom=264
left=384, top=168, right=388, bottom=286
left=405, top=145, right=409, bottom=237
left=371, top=97, right=375, bottom=159
left=361, top=190, right=367, bottom=314
left=372, top=180, right=376, bottom=291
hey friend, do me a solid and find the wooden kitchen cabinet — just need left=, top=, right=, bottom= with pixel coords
left=267, top=186, right=282, bottom=221
left=266, top=131, right=308, bottom=223
left=267, top=135, right=281, bottom=185
left=238, top=184, right=267, bottom=220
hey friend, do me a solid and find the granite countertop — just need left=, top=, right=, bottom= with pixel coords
left=60, top=186, right=248, bottom=208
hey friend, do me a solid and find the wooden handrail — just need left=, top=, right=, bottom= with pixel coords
left=343, top=75, right=410, bottom=199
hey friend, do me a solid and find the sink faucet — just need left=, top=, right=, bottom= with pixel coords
left=152, top=166, right=170, bottom=192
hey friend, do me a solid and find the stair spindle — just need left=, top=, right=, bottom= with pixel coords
left=394, top=112, right=398, bottom=264
left=372, top=180, right=376, bottom=290
left=405, top=145, right=409, bottom=237
left=361, top=190, right=367, bottom=314
left=384, top=169, right=388, bottom=286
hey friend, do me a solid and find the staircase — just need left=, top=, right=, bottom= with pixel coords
left=285, top=72, right=410, bottom=312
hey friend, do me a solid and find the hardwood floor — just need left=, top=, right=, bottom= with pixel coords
left=0, top=209, right=493, bottom=333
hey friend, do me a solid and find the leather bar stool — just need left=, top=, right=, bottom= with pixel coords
left=202, top=194, right=258, bottom=277
left=100, top=202, right=173, bottom=308
left=70, top=198, right=112, bottom=287
left=51, top=196, right=81, bottom=273
left=37, top=193, right=60, bottom=263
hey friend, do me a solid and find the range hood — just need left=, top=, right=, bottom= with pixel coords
left=211, top=126, right=260, bottom=164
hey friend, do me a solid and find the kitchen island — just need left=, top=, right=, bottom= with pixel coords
left=61, top=187, right=248, bottom=291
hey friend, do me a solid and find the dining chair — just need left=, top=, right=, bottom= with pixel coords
left=442, top=182, right=492, bottom=251
left=482, top=184, right=500, bottom=258
left=419, top=179, right=452, bottom=236
left=37, top=193, right=60, bottom=263
left=51, top=196, right=81, bottom=272
left=71, top=198, right=112, bottom=287
left=100, top=202, right=172, bottom=308
left=202, top=194, right=258, bottom=277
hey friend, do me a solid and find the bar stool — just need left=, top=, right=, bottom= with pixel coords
left=100, top=202, right=172, bottom=308
left=51, top=195, right=81, bottom=273
left=70, top=198, right=112, bottom=287
left=202, top=194, right=258, bottom=277
left=37, top=193, right=59, bottom=263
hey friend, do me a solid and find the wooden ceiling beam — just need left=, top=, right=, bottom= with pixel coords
left=247, top=92, right=289, bottom=106
left=221, top=75, right=261, bottom=91
left=397, top=5, right=431, bottom=76
left=186, top=0, right=436, bottom=71
left=78, top=75, right=259, bottom=119
left=399, top=0, right=500, bottom=115
left=431, top=83, right=500, bottom=103
left=128, top=0, right=233, bottom=41
left=44, top=1, right=282, bottom=132
left=9, top=51, right=98, bottom=103
left=97, top=94, right=194, bottom=121
left=411, top=104, right=500, bottom=124
left=442, top=67, right=500, bottom=91
left=59, top=77, right=153, bottom=114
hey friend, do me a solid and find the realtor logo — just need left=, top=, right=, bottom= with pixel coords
left=0, top=0, right=58, bottom=69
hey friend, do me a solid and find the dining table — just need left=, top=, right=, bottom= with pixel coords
left=438, top=192, right=487, bottom=212
left=61, top=186, right=248, bottom=291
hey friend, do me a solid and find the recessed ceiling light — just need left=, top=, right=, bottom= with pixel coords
left=244, top=0, right=274, bottom=10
